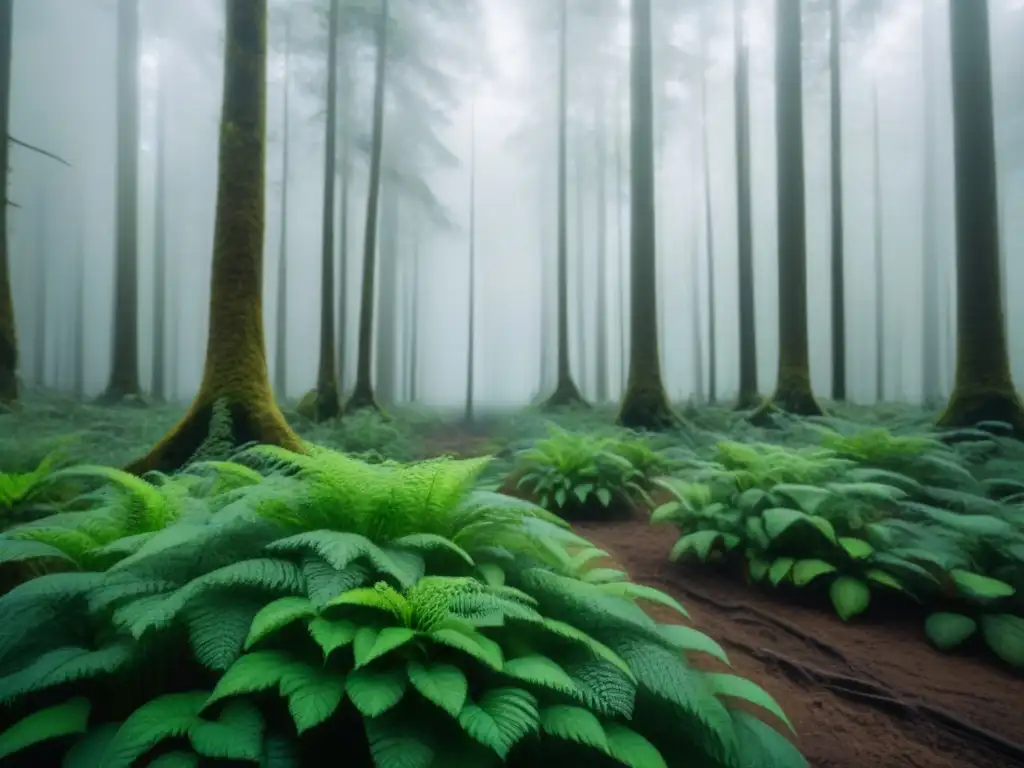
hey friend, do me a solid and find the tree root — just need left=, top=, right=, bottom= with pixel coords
left=732, top=643, right=1024, bottom=765
left=344, top=386, right=384, bottom=417
left=542, top=377, right=589, bottom=410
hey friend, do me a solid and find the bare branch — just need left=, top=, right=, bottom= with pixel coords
left=9, top=135, right=72, bottom=167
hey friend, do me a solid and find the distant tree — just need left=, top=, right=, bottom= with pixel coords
left=151, top=37, right=169, bottom=402
left=127, top=0, right=304, bottom=473
left=273, top=3, right=293, bottom=401
left=0, top=0, right=13, bottom=405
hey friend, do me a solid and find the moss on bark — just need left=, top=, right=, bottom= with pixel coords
left=750, top=364, right=823, bottom=426
left=617, top=377, right=677, bottom=430
left=541, top=376, right=588, bottom=410
left=936, top=381, right=1024, bottom=438
left=344, top=384, right=383, bottom=417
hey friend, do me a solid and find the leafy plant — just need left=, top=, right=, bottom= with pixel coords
left=0, top=447, right=806, bottom=766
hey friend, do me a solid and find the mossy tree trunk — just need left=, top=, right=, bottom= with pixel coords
left=753, top=0, right=822, bottom=422
left=0, top=0, right=16, bottom=406
left=543, top=0, right=587, bottom=409
left=920, top=0, right=941, bottom=406
left=346, top=0, right=388, bottom=414
left=936, top=0, right=1024, bottom=433
left=313, top=0, right=341, bottom=422
left=274, top=5, right=292, bottom=401
left=828, top=0, right=846, bottom=402
left=617, top=0, right=675, bottom=430
left=594, top=79, right=609, bottom=404
left=150, top=50, right=168, bottom=403
left=103, top=0, right=142, bottom=402
left=126, top=0, right=304, bottom=475
left=733, top=0, right=758, bottom=410
left=465, top=82, right=477, bottom=423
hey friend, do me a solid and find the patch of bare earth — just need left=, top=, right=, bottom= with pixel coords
left=573, top=518, right=1024, bottom=768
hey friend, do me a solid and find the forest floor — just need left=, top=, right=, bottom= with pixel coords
left=3, top=389, right=1023, bottom=767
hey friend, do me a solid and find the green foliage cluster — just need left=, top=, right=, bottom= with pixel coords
left=302, top=409, right=424, bottom=463
left=0, top=446, right=805, bottom=767
left=512, top=426, right=677, bottom=521
left=653, top=429, right=1024, bottom=669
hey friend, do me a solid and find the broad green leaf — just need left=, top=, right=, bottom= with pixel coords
left=771, top=484, right=833, bottom=515
left=980, top=614, right=1024, bottom=668
left=346, top=666, right=407, bottom=717
left=828, top=577, right=870, bottom=621
left=408, top=661, right=468, bottom=717
left=747, top=556, right=770, bottom=582
left=307, top=618, right=357, bottom=659
left=762, top=508, right=837, bottom=544
left=0, top=697, right=90, bottom=761
left=704, top=673, right=795, bottom=733
left=355, top=627, right=417, bottom=669
left=838, top=537, right=872, bottom=560
left=541, top=705, right=608, bottom=753
left=950, top=570, right=1015, bottom=601
left=604, top=722, right=667, bottom=768
left=596, top=488, right=612, bottom=506
left=102, top=692, right=208, bottom=768
left=458, top=688, right=539, bottom=759
left=188, top=699, right=263, bottom=760
left=287, top=673, right=345, bottom=734
left=669, top=530, right=725, bottom=562
left=924, top=613, right=977, bottom=651
left=769, top=557, right=795, bottom=586
left=657, top=624, right=730, bottom=665
left=864, top=569, right=907, bottom=593
left=791, top=559, right=837, bottom=587
left=244, top=597, right=316, bottom=651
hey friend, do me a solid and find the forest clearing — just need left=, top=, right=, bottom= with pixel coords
left=0, top=0, right=1022, bottom=766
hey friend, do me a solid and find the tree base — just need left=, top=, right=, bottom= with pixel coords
left=541, top=378, right=589, bottom=410
left=617, top=379, right=678, bottom=430
left=936, top=385, right=1024, bottom=439
left=750, top=388, right=823, bottom=427
left=734, top=392, right=764, bottom=411
left=312, top=382, right=341, bottom=423
left=344, top=386, right=384, bottom=417
left=124, top=396, right=304, bottom=475
left=95, top=389, right=149, bottom=408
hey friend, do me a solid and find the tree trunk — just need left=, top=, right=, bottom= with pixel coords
left=542, top=0, right=586, bottom=409
left=828, top=0, right=846, bottom=402
left=465, top=81, right=477, bottom=423
left=574, top=130, right=587, bottom=397
left=594, top=82, right=609, bottom=404
left=616, top=74, right=627, bottom=395
left=151, top=49, right=168, bottom=402
left=346, top=0, right=388, bottom=414
left=273, top=6, right=292, bottom=401
left=700, top=9, right=717, bottom=404
left=0, top=0, right=16, bottom=405
left=125, top=0, right=304, bottom=474
left=690, top=170, right=704, bottom=402
left=872, top=79, right=884, bottom=404
left=103, top=0, right=142, bottom=401
left=538, top=176, right=553, bottom=396
left=920, top=0, right=941, bottom=406
left=73, top=235, right=85, bottom=398
left=937, top=0, right=1024, bottom=432
left=408, top=231, right=419, bottom=403
left=753, top=0, right=822, bottom=421
left=734, top=0, right=758, bottom=409
left=33, top=192, right=46, bottom=387
left=313, top=0, right=341, bottom=421
left=336, top=62, right=352, bottom=393
left=375, top=182, right=398, bottom=405
left=617, top=0, right=675, bottom=429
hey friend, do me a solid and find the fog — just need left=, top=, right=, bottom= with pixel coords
left=8, top=0, right=1024, bottom=408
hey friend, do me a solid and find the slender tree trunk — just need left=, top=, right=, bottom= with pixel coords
left=73, top=234, right=85, bottom=398
left=408, top=230, right=419, bottom=403
left=0, top=0, right=16, bottom=404
left=538, top=176, right=553, bottom=396
left=126, top=0, right=304, bottom=474
left=465, top=79, right=477, bottom=423
left=594, top=82, right=609, bottom=403
left=872, top=79, right=884, bottom=404
left=104, top=0, right=142, bottom=401
left=690, top=170, right=704, bottom=402
left=151, top=51, right=168, bottom=402
left=734, top=0, right=758, bottom=409
left=754, top=0, right=822, bottom=421
left=699, top=10, right=717, bottom=404
left=347, top=0, right=388, bottom=413
left=616, top=75, right=627, bottom=394
left=921, top=0, right=941, bottom=405
left=543, top=0, right=586, bottom=408
left=375, top=183, right=399, bottom=404
left=575, top=131, right=587, bottom=397
left=33, top=192, right=46, bottom=387
left=274, top=7, right=292, bottom=401
left=336, top=63, right=351, bottom=393
left=828, top=0, right=846, bottom=401
left=937, top=0, right=1024, bottom=432
left=617, top=0, right=675, bottom=428
left=314, top=0, right=341, bottom=421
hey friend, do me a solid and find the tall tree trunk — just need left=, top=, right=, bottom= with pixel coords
left=151, top=51, right=168, bottom=402
left=33, top=192, right=46, bottom=387
left=0, top=0, right=16, bottom=404
left=594, top=82, right=609, bottom=403
left=465, top=80, right=477, bottom=422
left=828, top=0, right=846, bottom=401
left=543, top=0, right=586, bottom=408
left=734, top=0, right=758, bottom=409
left=937, top=0, right=1024, bottom=432
left=872, top=79, right=884, bottom=404
left=617, top=0, right=675, bottom=428
left=336, top=63, right=352, bottom=392
left=690, top=174, right=704, bottom=402
left=104, top=0, right=142, bottom=401
left=754, top=0, right=822, bottom=421
left=575, top=131, right=587, bottom=397
left=314, top=0, right=341, bottom=421
left=375, top=183, right=398, bottom=404
left=274, top=6, right=292, bottom=401
left=538, top=176, right=553, bottom=396
left=73, top=235, right=85, bottom=398
left=616, top=75, right=627, bottom=394
left=347, top=0, right=388, bottom=413
left=126, top=0, right=304, bottom=474
left=408, top=230, right=419, bottom=403
left=920, top=0, right=941, bottom=405
left=699, top=10, right=717, bottom=404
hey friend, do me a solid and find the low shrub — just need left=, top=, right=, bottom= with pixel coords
left=0, top=447, right=806, bottom=767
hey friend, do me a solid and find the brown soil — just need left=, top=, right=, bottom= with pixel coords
left=574, top=517, right=1024, bottom=768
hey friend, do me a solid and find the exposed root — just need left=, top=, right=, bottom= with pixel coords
left=936, top=384, right=1024, bottom=440
left=541, top=377, right=588, bottom=410
left=344, top=385, right=384, bottom=417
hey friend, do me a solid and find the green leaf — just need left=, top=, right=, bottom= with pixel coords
left=596, top=488, right=612, bottom=506
left=287, top=672, right=346, bottom=734
left=307, top=618, right=357, bottom=659
left=346, top=666, right=407, bottom=717
left=355, top=627, right=417, bottom=669
left=829, top=577, right=870, bottom=621
left=771, top=484, right=833, bottom=515
left=748, top=556, right=770, bottom=582
left=950, top=570, right=1016, bottom=601
left=206, top=651, right=297, bottom=707
left=762, top=508, right=837, bottom=543
left=147, top=753, right=199, bottom=767
left=704, top=673, right=795, bottom=733
left=475, top=563, right=505, bottom=587
left=541, top=705, right=608, bottom=753
left=791, top=559, right=836, bottom=586
left=458, top=688, right=539, bottom=759
left=407, top=661, right=468, bottom=717
left=864, top=569, right=906, bottom=593
left=503, top=655, right=578, bottom=697
left=769, top=557, right=795, bottom=585
left=594, top=581, right=689, bottom=618
left=657, top=624, right=729, bottom=664
left=245, top=597, right=316, bottom=650
left=980, top=614, right=1024, bottom=668
left=62, top=723, right=119, bottom=768
left=669, top=530, right=725, bottom=562
left=603, top=722, right=667, bottom=768
left=188, top=699, right=263, bottom=761
left=0, top=697, right=90, bottom=761
left=838, top=537, right=872, bottom=560
left=924, top=613, right=977, bottom=651
left=574, top=484, right=594, bottom=503
left=555, top=489, right=567, bottom=507
left=732, top=710, right=808, bottom=768
left=430, top=627, right=504, bottom=671
left=101, top=692, right=208, bottom=768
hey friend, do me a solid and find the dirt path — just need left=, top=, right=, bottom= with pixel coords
left=573, top=519, right=1024, bottom=768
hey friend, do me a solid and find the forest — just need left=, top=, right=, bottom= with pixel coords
left=0, top=0, right=1022, bottom=766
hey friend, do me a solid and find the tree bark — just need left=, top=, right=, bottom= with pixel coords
left=126, top=0, right=304, bottom=474
left=920, top=0, right=941, bottom=405
left=0, top=0, right=16, bottom=405
left=465, top=78, right=477, bottom=422
left=828, top=0, right=846, bottom=402
left=872, top=78, right=884, bottom=404
left=151, top=46, right=168, bottom=402
left=594, top=80, right=609, bottom=404
left=617, top=0, right=675, bottom=429
left=937, top=0, right=1024, bottom=433
left=273, top=6, right=292, bottom=401
left=700, top=8, right=717, bottom=404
